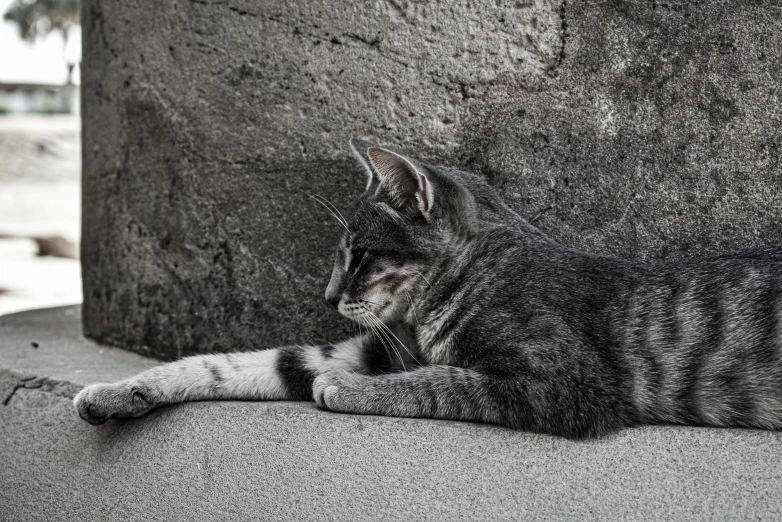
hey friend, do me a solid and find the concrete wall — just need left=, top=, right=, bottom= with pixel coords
left=81, top=0, right=782, bottom=359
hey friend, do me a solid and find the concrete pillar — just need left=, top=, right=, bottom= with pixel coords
left=81, top=0, right=782, bottom=359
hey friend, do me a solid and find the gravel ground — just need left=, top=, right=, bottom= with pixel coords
left=0, top=114, right=82, bottom=315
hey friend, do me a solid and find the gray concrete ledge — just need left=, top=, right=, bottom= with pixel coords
left=2, top=306, right=782, bottom=521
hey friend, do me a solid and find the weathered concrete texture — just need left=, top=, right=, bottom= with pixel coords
left=81, top=1, right=782, bottom=358
left=3, top=307, right=782, bottom=521
left=465, top=1, right=782, bottom=261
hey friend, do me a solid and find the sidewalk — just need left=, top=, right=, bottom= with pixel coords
left=2, top=306, right=781, bottom=521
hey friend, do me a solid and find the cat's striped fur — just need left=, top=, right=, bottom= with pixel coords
left=75, top=139, right=782, bottom=438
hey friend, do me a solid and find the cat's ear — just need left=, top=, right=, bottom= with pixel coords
left=348, top=138, right=435, bottom=219
left=349, top=138, right=381, bottom=192
left=366, top=146, right=434, bottom=219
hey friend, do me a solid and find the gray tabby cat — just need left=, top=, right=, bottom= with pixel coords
left=74, top=139, right=782, bottom=438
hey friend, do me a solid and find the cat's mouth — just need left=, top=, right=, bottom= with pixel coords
left=339, top=298, right=390, bottom=323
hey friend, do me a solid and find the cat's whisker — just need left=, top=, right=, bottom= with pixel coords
left=364, top=312, right=407, bottom=371
left=410, top=269, right=433, bottom=290
left=310, top=192, right=350, bottom=232
left=355, top=318, right=364, bottom=342
left=363, top=314, right=399, bottom=369
left=367, top=310, right=420, bottom=366
left=317, top=194, right=350, bottom=233
left=404, top=290, right=420, bottom=326
left=307, top=193, right=350, bottom=234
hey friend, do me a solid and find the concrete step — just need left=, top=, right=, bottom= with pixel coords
left=2, top=306, right=781, bottom=521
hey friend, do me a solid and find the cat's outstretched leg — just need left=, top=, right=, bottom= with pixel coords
left=74, top=335, right=376, bottom=424
left=313, top=365, right=631, bottom=438
left=313, top=365, right=509, bottom=425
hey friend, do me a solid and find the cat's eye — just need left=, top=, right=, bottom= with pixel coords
left=348, top=248, right=367, bottom=272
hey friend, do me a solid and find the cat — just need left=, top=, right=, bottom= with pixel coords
left=74, top=138, right=782, bottom=438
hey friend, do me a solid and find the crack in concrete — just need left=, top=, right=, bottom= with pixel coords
left=87, top=3, right=111, bottom=58
left=1, top=370, right=81, bottom=406
left=228, top=5, right=259, bottom=17
left=343, top=32, right=383, bottom=48
left=555, top=0, right=568, bottom=70
left=383, top=0, right=410, bottom=22
left=529, top=205, right=554, bottom=224
left=2, top=375, right=39, bottom=406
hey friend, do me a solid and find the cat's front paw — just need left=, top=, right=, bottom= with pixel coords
left=73, top=382, right=154, bottom=425
left=313, top=370, right=365, bottom=413
left=313, top=371, right=340, bottom=410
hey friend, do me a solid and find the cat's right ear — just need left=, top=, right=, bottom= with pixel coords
left=349, top=138, right=381, bottom=193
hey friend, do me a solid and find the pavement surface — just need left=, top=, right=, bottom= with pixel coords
left=2, top=306, right=782, bottom=521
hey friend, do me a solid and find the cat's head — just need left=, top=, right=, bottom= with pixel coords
left=324, top=139, right=477, bottom=326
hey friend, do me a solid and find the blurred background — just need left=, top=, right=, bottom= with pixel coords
left=0, top=0, right=81, bottom=315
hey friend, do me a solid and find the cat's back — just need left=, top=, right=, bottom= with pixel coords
left=614, top=246, right=782, bottom=428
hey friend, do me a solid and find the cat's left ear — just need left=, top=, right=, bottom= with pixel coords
left=366, top=146, right=434, bottom=219
left=349, top=138, right=381, bottom=192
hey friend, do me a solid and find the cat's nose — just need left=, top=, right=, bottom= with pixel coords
left=325, top=292, right=341, bottom=309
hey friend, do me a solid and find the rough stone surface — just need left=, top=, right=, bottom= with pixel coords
left=3, top=307, right=782, bottom=521
left=81, top=0, right=782, bottom=358
left=465, top=1, right=782, bottom=261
